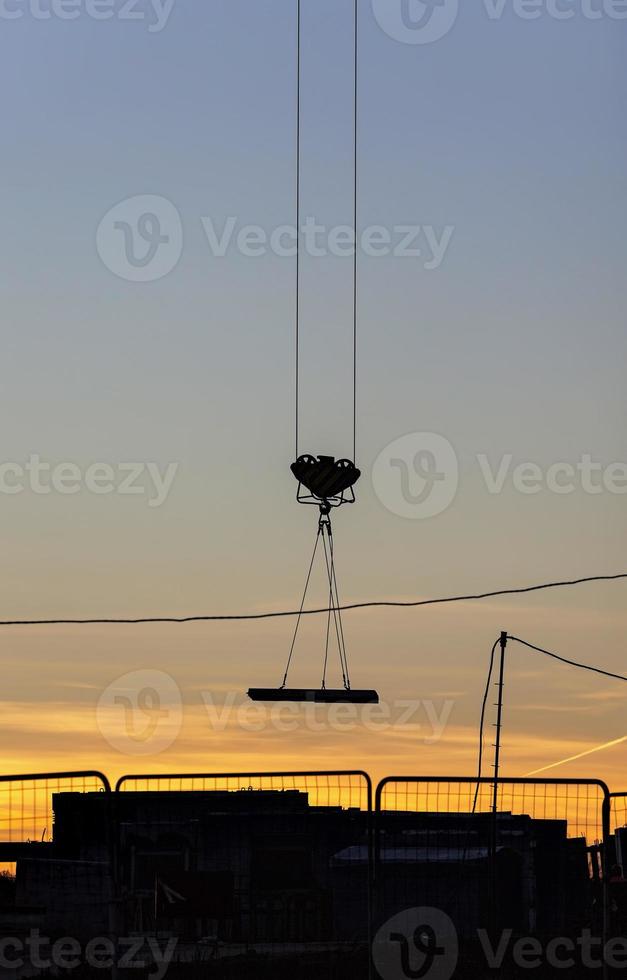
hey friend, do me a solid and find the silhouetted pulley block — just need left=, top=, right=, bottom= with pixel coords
left=248, top=688, right=379, bottom=704
left=291, top=455, right=361, bottom=507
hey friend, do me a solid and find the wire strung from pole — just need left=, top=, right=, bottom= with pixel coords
left=471, top=629, right=627, bottom=812
left=507, top=635, right=627, bottom=682
left=0, top=572, right=623, bottom=627
left=472, top=638, right=499, bottom=814
left=472, top=628, right=627, bottom=811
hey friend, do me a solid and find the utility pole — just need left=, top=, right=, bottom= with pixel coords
left=489, top=631, right=508, bottom=966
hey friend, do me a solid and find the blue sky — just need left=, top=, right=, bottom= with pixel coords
left=0, top=0, right=625, bottom=785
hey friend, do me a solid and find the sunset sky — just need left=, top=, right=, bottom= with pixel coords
left=0, top=1, right=625, bottom=793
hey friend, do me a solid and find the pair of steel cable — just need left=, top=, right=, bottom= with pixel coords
left=281, top=517, right=351, bottom=690
left=294, top=0, right=359, bottom=463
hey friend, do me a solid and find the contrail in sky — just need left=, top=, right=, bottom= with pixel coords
left=526, top=735, right=627, bottom=776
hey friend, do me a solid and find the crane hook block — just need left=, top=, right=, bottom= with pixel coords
left=291, top=455, right=361, bottom=507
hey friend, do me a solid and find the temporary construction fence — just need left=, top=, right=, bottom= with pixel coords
left=611, top=792, right=627, bottom=878
left=372, top=777, right=612, bottom=979
left=611, top=791, right=627, bottom=834
left=115, top=769, right=373, bottom=973
left=0, top=770, right=620, bottom=979
left=0, top=770, right=111, bottom=847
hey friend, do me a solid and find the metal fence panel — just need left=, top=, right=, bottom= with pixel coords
left=0, top=771, right=114, bottom=968
left=373, top=777, right=612, bottom=980
left=611, top=792, right=627, bottom=834
left=114, top=770, right=372, bottom=978
left=611, top=793, right=627, bottom=880
left=0, top=770, right=111, bottom=846
left=116, top=769, right=371, bottom=809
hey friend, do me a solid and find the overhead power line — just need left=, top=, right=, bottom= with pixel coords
left=0, top=572, right=624, bottom=627
left=472, top=628, right=626, bottom=808
left=508, top=635, right=627, bottom=683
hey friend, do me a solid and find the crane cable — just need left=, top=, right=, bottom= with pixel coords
left=281, top=517, right=352, bottom=690
left=352, top=0, right=358, bottom=463
left=295, top=0, right=301, bottom=459
left=322, top=523, right=351, bottom=688
left=295, top=0, right=359, bottom=462
left=281, top=525, right=321, bottom=688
